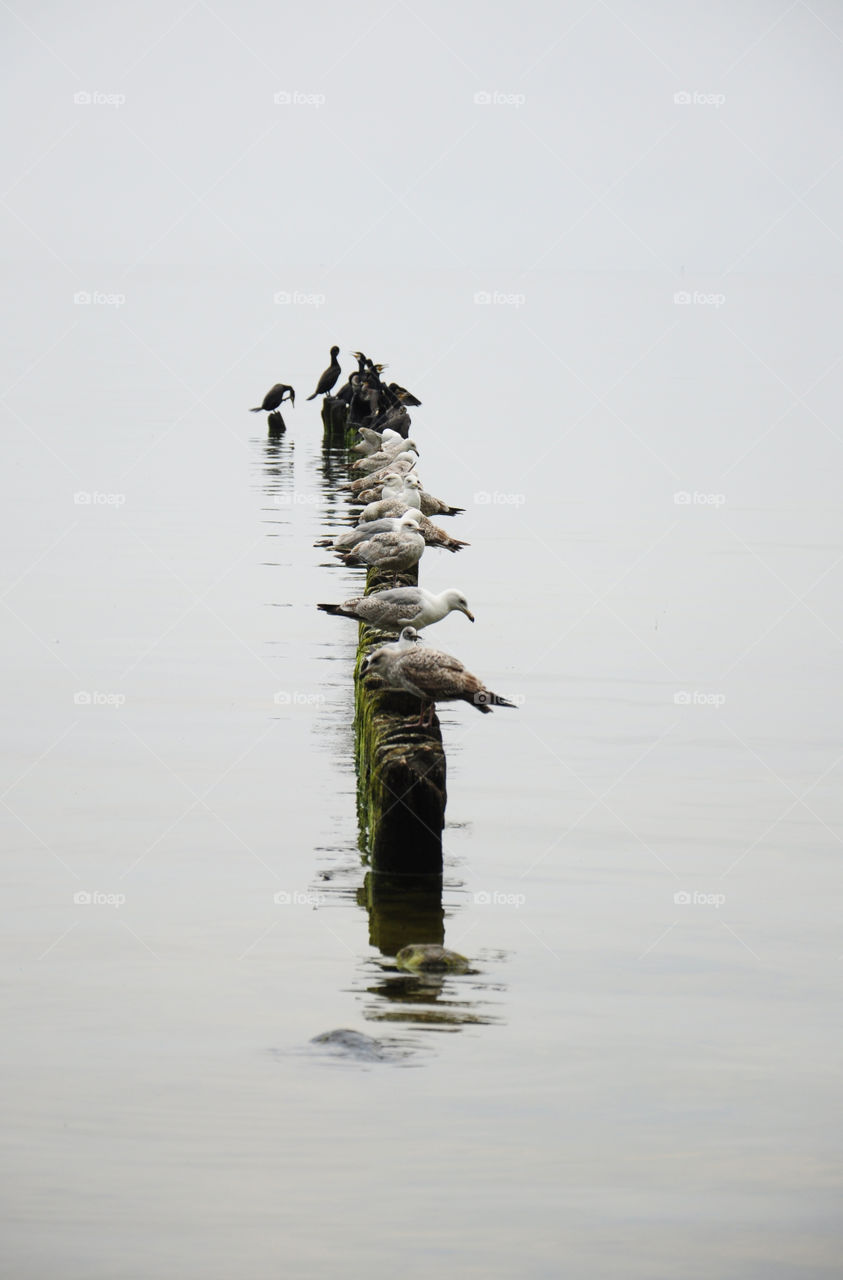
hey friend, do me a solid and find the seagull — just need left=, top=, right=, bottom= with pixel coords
left=337, top=512, right=425, bottom=584
left=315, top=509, right=424, bottom=552
left=317, top=586, right=474, bottom=632
left=250, top=383, right=295, bottom=412
left=322, top=507, right=467, bottom=554
left=351, top=427, right=403, bottom=457
left=346, top=455, right=417, bottom=495
left=361, top=643, right=518, bottom=725
left=306, top=346, right=341, bottom=400
left=418, top=489, right=465, bottom=518
left=359, top=628, right=423, bottom=689
left=378, top=625, right=424, bottom=655
left=350, top=438, right=419, bottom=474
left=359, top=474, right=423, bottom=522
left=353, top=476, right=420, bottom=506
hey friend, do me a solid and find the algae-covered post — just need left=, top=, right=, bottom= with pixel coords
left=321, top=396, right=353, bottom=445
left=321, top=396, right=447, bottom=873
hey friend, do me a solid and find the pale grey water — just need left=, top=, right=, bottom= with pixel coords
left=2, top=266, right=841, bottom=1278
left=3, top=1, right=843, bottom=1275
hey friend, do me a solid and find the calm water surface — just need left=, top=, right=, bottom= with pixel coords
left=2, top=268, right=841, bottom=1278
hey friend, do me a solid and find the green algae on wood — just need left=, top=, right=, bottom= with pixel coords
left=354, top=584, right=447, bottom=873
left=321, top=397, right=447, bottom=873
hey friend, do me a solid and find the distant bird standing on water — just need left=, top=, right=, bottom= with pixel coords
left=306, top=346, right=341, bottom=400
left=250, top=383, right=295, bottom=412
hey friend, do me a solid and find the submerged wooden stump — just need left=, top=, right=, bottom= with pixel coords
left=321, top=395, right=353, bottom=445
left=323, top=399, right=447, bottom=874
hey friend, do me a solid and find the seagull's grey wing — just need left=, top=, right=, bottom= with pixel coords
left=395, top=649, right=467, bottom=699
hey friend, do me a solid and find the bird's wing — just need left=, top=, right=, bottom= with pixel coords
left=396, top=650, right=466, bottom=699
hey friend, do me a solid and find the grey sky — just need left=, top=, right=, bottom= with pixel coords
left=3, top=0, right=842, bottom=272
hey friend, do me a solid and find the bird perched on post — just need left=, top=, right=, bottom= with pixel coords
left=317, top=586, right=474, bottom=632
left=337, top=511, right=425, bottom=585
left=250, top=383, right=295, bottom=412
left=361, top=643, right=517, bottom=725
left=387, top=382, right=421, bottom=407
left=306, top=346, right=341, bottom=400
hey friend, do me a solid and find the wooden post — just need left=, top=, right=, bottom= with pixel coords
left=322, top=400, right=447, bottom=873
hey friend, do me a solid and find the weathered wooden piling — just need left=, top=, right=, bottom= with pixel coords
left=322, top=398, right=447, bottom=873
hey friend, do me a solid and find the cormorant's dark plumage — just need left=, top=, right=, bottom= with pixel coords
left=250, top=383, right=295, bottom=412
left=388, top=382, right=421, bottom=407
left=306, top=346, right=341, bottom=400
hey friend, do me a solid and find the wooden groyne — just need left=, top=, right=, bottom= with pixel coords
left=322, top=399, right=447, bottom=873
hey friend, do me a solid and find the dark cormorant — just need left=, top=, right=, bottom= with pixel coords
left=250, top=383, right=295, bottom=412
left=387, top=382, right=421, bottom=407
left=306, top=346, right=341, bottom=400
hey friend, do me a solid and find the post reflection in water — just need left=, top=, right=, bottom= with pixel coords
left=256, top=424, right=507, bottom=1047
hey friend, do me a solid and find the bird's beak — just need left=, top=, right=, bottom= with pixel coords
left=463, top=608, right=475, bottom=622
